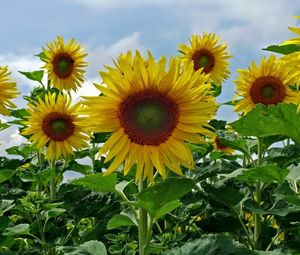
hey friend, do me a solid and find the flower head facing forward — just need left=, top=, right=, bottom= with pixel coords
left=22, top=93, right=89, bottom=161
left=0, top=66, right=19, bottom=115
left=234, top=55, right=298, bottom=114
left=42, top=36, right=88, bottom=91
left=178, top=33, right=231, bottom=85
left=83, top=51, right=217, bottom=182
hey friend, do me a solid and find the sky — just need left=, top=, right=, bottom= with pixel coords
left=0, top=0, right=300, bottom=158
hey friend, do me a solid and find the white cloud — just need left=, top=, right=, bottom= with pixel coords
left=86, top=32, right=144, bottom=77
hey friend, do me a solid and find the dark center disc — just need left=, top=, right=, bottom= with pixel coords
left=52, top=53, right=75, bottom=79
left=42, top=112, right=75, bottom=141
left=118, top=90, right=179, bottom=145
left=250, top=76, right=286, bottom=105
left=192, top=49, right=215, bottom=73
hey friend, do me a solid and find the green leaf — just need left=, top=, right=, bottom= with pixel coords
left=19, top=70, right=44, bottom=84
left=0, top=122, right=9, bottom=131
left=0, top=200, right=15, bottom=216
left=230, top=104, right=300, bottom=143
left=163, top=234, right=257, bottom=255
left=3, top=224, right=30, bottom=236
left=43, top=208, right=66, bottom=221
left=220, top=164, right=289, bottom=184
left=80, top=240, right=107, bottom=255
left=71, top=173, right=117, bottom=192
left=0, top=170, right=16, bottom=183
left=203, top=184, right=244, bottom=208
left=136, top=178, right=195, bottom=218
left=263, top=44, right=300, bottom=55
left=155, top=200, right=182, bottom=219
left=10, top=108, right=30, bottom=119
left=67, top=160, right=92, bottom=175
left=107, top=214, right=136, bottom=230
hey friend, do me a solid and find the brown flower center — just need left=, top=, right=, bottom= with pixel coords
left=250, top=76, right=286, bottom=105
left=215, top=137, right=228, bottom=150
left=118, top=90, right=179, bottom=145
left=42, top=112, right=75, bottom=141
left=52, top=53, right=74, bottom=79
left=192, top=49, right=215, bottom=73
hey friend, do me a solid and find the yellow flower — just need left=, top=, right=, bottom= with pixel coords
left=0, top=66, right=18, bottom=115
left=281, top=16, right=300, bottom=45
left=42, top=36, right=87, bottom=91
left=178, top=33, right=231, bottom=85
left=82, top=51, right=217, bottom=182
left=234, top=55, right=298, bottom=114
left=22, top=93, right=89, bottom=161
left=211, top=135, right=234, bottom=155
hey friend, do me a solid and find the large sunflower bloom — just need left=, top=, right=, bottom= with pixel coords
left=0, top=66, right=18, bottom=115
left=42, top=36, right=88, bottom=92
left=178, top=33, right=231, bottom=85
left=22, top=93, right=89, bottom=161
left=234, top=55, right=298, bottom=114
left=82, top=51, right=217, bottom=182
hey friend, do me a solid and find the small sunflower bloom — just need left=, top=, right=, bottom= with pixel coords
left=42, top=36, right=88, bottom=91
left=0, top=66, right=19, bottom=115
left=234, top=55, right=299, bottom=114
left=211, top=135, right=234, bottom=155
left=22, top=93, right=90, bottom=161
left=178, top=33, right=231, bottom=85
left=82, top=51, right=217, bottom=182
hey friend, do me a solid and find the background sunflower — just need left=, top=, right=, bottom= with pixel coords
left=178, top=33, right=231, bottom=85
left=22, top=93, right=89, bottom=161
left=42, top=36, right=88, bottom=92
left=0, top=66, right=18, bottom=115
left=234, top=55, right=299, bottom=114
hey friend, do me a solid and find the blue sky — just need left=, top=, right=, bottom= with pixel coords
left=1, top=0, right=300, bottom=152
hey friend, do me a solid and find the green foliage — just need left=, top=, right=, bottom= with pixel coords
left=230, top=104, right=300, bottom=143
left=71, top=173, right=117, bottom=192
left=19, top=70, right=44, bottom=85
left=263, top=44, right=300, bottom=55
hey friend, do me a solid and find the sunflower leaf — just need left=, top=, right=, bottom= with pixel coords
left=71, top=173, right=117, bottom=193
left=136, top=177, right=195, bottom=219
left=230, top=104, right=300, bottom=143
left=263, top=44, right=300, bottom=55
left=19, top=70, right=44, bottom=84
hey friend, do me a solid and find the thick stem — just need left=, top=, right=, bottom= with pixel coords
left=254, top=137, right=263, bottom=250
left=139, top=178, right=149, bottom=255
left=49, top=161, right=56, bottom=200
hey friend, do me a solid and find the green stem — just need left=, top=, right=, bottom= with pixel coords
left=139, top=178, right=149, bottom=255
left=266, top=229, right=282, bottom=251
left=49, top=161, right=56, bottom=200
left=236, top=213, right=255, bottom=250
left=254, top=137, right=263, bottom=250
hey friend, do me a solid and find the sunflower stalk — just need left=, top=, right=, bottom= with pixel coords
left=254, top=137, right=263, bottom=250
left=139, top=177, right=149, bottom=255
left=49, top=160, right=56, bottom=201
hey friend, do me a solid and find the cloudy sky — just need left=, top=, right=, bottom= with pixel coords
left=1, top=0, right=300, bottom=155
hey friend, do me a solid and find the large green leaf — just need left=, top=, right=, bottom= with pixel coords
left=19, top=70, right=44, bottom=84
left=71, top=173, right=117, bottom=192
left=0, top=170, right=16, bottom=183
left=0, top=200, right=15, bottom=216
left=263, top=44, right=300, bottom=55
left=3, top=224, right=30, bottom=235
left=230, top=104, right=300, bottom=143
left=80, top=240, right=107, bottom=255
left=220, top=164, right=289, bottom=184
left=136, top=178, right=195, bottom=218
left=107, top=214, right=136, bottom=230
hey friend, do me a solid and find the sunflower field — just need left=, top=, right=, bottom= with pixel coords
left=2, top=18, right=300, bottom=255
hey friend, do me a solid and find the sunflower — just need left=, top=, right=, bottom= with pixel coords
left=211, top=135, right=234, bottom=155
left=234, top=55, right=299, bottom=114
left=281, top=16, right=300, bottom=45
left=0, top=66, right=18, bottom=115
left=82, top=51, right=217, bottom=182
left=42, top=36, right=88, bottom=91
left=22, top=93, right=89, bottom=161
left=178, top=33, right=231, bottom=85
